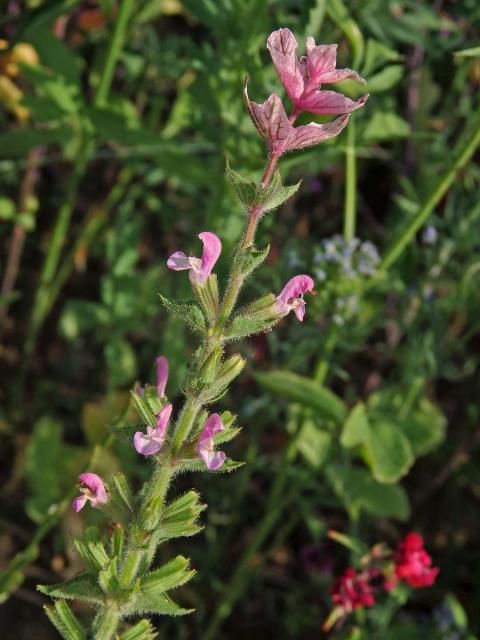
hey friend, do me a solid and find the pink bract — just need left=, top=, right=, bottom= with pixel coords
left=72, top=472, right=108, bottom=512
left=167, top=231, right=221, bottom=286
left=196, top=413, right=227, bottom=470
left=267, top=28, right=368, bottom=117
left=134, top=403, right=172, bottom=456
left=244, top=85, right=350, bottom=156
left=276, top=274, right=315, bottom=321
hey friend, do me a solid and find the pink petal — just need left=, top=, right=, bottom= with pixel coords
left=294, top=299, right=306, bottom=322
left=299, top=91, right=369, bottom=116
left=166, top=251, right=192, bottom=271
left=277, top=275, right=315, bottom=304
left=289, top=114, right=350, bottom=151
left=156, top=402, right=173, bottom=432
left=267, top=28, right=305, bottom=101
left=200, top=413, right=224, bottom=442
left=244, top=85, right=292, bottom=155
left=134, top=427, right=164, bottom=456
left=72, top=496, right=87, bottom=512
left=156, top=356, right=169, bottom=397
left=190, top=231, right=222, bottom=285
left=79, top=472, right=107, bottom=503
left=199, top=446, right=227, bottom=470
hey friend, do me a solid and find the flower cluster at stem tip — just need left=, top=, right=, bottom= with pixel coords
left=324, top=533, right=439, bottom=631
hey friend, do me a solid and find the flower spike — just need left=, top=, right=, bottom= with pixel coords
left=196, top=413, right=226, bottom=470
left=134, top=403, right=172, bottom=456
left=275, top=274, right=315, bottom=321
left=167, top=231, right=221, bottom=286
left=72, top=473, right=108, bottom=512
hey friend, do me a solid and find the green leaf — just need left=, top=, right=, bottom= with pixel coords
left=237, top=244, right=270, bottom=277
left=120, top=619, right=158, bottom=640
left=296, top=420, right=332, bottom=469
left=255, top=371, right=347, bottom=425
left=159, top=294, right=206, bottom=334
left=0, top=126, right=72, bottom=157
left=256, top=170, right=301, bottom=214
left=365, top=420, right=414, bottom=483
left=454, top=46, right=480, bottom=58
left=24, top=29, right=80, bottom=85
left=226, top=159, right=257, bottom=208
left=141, top=556, right=196, bottom=595
left=327, top=466, right=410, bottom=520
left=225, top=314, right=277, bottom=340
left=59, top=300, right=110, bottom=340
left=98, top=559, right=121, bottom=594
left=362, top=39, right=403, bottom=76
left=73, top=527, right=110, bottom=573
left=341, top=403, right=370, bottom=447
left=366, top=65, right=404, bottom=93
left=43, top=601, right=86, bottom=640
left=128, top=592, right=194, bottom=617
left=23, top=417, right=80, bottom=523
left=327, top=530, right=369, bottom=557
left=38, top=574, right=103, bottom=604
left=362, top=112, right=411, bottom=144
left=341, top=404, right=414, bottom=483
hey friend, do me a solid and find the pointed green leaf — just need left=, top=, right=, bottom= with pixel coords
left=226, top=160, right=257, bottom=208
left=38, top=574, right=103, bottom=604
left=366, top=420, right=414, bottom=483
left=341, top=403, right=370, bottom=448
left=236, top=244, right=270, bottom=277
left=255, top=170, right=301, bottom=213
left=120, top=619, right=158, bottom=640
left=129, top=591, right=194, bottom=616
left=141, top=556, right=195, bottom=595
left=44, top=601, right=86, bottom=640
left=159, top=294, right=206, bottom=333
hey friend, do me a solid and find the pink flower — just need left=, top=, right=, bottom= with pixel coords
left=244, top=85, right=350, bottom=157
left=275, top=274, right=315, bottom=321
left=331, top=567, right=377, bottom=613
left=72, top=473, right=108, bottom=512
left=196, top=413, right=226, bottom=470
left=156, top=355, right=169, bottom=398
left=134, top=403, right=172, bottom=456
left=394, top=532, right=439, bottom=588
left=167, top=231, right=221, bottom=286
left=267, top=28, right=368, bottom=117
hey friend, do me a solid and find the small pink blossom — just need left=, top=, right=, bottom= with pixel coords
left=244, top=85, right=350, bottom=157
left=167, top=231, right=221, bottom=286
left=72, top=472, right=108, bottom=512
left=156, top=355, right=169, bottom=398
left=134, top=403, right=172, bottom=456
left=267, top=28, right=368, bottom=117
left=275, top=274, right=315, bottom=321
left=196, top=413, right=226, bottom=470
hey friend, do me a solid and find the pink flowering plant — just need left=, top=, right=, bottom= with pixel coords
left=39, top=27, right=367, bottom=639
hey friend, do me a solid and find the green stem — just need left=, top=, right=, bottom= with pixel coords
left=343, top=114, right=356, bottom=242
left=380, top=108, right=480, bottom=271
left=93, top=605, right=121, bottom=640
left=94, top=0, right=135, bottom=107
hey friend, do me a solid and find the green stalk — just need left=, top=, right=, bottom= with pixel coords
left=93, top=605, right=121, bottom=640
left=380, top=108, right=480, bottom=271
left=23, top=0, right=135, bottom=364
left=343, top=114, right=357, bottom=242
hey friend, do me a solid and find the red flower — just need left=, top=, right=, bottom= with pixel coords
left=331, top=567, right=376, bottom=613
left=394, top=533, right=439, bottom=588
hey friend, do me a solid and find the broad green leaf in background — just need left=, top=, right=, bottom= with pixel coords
left=255, top=370, right=348, bottom=425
